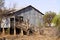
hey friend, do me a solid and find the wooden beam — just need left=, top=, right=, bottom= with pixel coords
left=14, top=17, right=16, bottom=36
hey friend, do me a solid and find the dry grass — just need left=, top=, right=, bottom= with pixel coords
left=0, top=34, right=60, bottom=40
left=0, top=27, right=60, bottom=40
left=4, top=34, right=59, bottom=40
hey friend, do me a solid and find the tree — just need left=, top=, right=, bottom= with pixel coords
left=0, top=0, right=5, bottom=9
left=0, top=2, right=16, bottom=34
left=0, top=4, right=16, bottom=22
left=43, top=11, right=56, bottom=27
left=52, top=15, right=60, bottom=27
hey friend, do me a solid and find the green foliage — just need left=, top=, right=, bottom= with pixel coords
left=52, top=15, right=60, bottom=25
left=0, top=0, right=5, bottom=8
left=43, top=11, right=56, bottom=26
left=52, top=15, right=60, bottom=27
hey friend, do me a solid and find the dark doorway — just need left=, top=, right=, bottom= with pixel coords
left=29, top=30, right=33, bottom=35
left=0, top=28, right=3, bottom=34
left=10, top=18, right=14, bottom=35
left=28, top=29, right=33, bottom=35
left=16, top=27, right=21, bottom=35
left=10, top=27, right=14, bottom=35
left=10, top=18, right=14, bottom=28
left=23, top=31, right=27, bottom=35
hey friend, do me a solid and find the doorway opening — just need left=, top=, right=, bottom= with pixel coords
left=16, top=27, right=21, bottom=35
left=29, top=29, right=33, bottom=35
left=10, top=18, right=14, bottom=35
left=10, top=27, right=14, bottom=35
left=10, top=18, right=14, bottom=27
left=0, top=28, right=3, bottom=34
left=23, top=31, right=27, bottom=35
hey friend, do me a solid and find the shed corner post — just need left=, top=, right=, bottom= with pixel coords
left=14, top=16, right=16, bottom=36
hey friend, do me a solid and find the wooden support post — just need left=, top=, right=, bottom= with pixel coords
left=3, top=27, right=5, bottom=35
left=14, top=17, right=16, bottom=36
left=20, top=28, right=23, bottom=36
left=27, top=19, right=29, bottom=35
left=14, top=28, right=16, bottom=36
left=27, top=30, right=29, bottom=35
left=26, top=19, right=29, bottom=30
left=8, top=28, right=10, bottom=35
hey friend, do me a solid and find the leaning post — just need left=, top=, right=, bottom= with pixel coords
left=14, top=16, right=16, bottom=36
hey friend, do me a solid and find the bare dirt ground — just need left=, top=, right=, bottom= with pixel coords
left=5, top=35, right=59, bottom=40
left=0, top=33, right=60, bottom=40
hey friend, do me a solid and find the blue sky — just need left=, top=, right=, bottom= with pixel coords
left=5, top=0, right=60, bottom=14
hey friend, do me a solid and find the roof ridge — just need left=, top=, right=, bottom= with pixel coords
left=14, top=5, right=44, bottom=15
